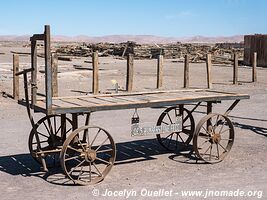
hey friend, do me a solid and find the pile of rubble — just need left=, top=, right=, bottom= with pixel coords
left=54, top=42, right=244, bottom=64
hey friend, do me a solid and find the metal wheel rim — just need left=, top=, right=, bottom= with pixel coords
left=28, top=115, right=73, bottom=166
left=156, top=106, right=195, bottom=151
left=193, top=113, right=234, bottom=163
left=60, top=125, right=116, bottom=185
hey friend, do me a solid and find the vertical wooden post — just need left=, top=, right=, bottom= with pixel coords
left=252, top=52, right=257, bottom=82
left=183, top=54, right=189, bottom=88
left=157, top=54, right=163, bottom=88
left=126, top=54, right=134, bottom=92
left=51, top=53, right=58, bottom=97
left=31, top=39, right=37, bottom=106
left=44, top=25, right=52, bottom=114
left=92, top=51, right=99, bottom=94
left=206, top=101, right=212, bottom=129
left=13, top=54, right=19, bottom=100
left=233, top=53, right=238, bottom=85
left=206, top=54, right=212, bottom=89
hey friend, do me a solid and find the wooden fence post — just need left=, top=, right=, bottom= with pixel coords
left=184, top=54, right=189, bottom=88
left=157, top=54, right=163, bottom=88
left=92, top=51, right=99, bottom=94
left=51, top=53, right=58, bottom=97
left=206, top=54, right=212, bottom=89
left=252, top=52, right=257, bottom=82
left=13, top=54, right=19, bottom=100
left=233, top=53, right=238, bottom=85
left=126, top=54, right=134, bottom=92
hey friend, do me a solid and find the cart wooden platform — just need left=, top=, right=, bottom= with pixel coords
left=16, top=26, right=250, bottom=185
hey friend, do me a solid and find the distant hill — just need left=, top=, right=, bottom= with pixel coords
left=0, top=34, right=244, bottom=44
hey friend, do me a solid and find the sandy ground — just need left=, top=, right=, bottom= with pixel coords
left=0, top=44, right=267, bottom=200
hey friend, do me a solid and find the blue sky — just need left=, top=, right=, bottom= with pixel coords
left=0, top=0, right=266, bottom=37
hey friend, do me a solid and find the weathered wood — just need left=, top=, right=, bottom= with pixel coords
left=13, top=54, right=19, bottom=100
left=51, top=53, right=58, bottom=97
left=92, top=51, right=99, bottom=95
left=184, top=54, right=189, bottom=88
left=157, top=55, right=163, bottom=88
left=206, top=54, right=212, bottom=89
left=34, top=89, right=249, bottom=115
left=252, top=52, right=257, bottom=82
left=233, top=53, right=238, bottom=84
left=126, top=54, right=134, bottom=92
left=44, top=25, right=52, bottom=114
left=31, top=39, right=37, bottom=106
left=30, top=34, right=45, bottom=41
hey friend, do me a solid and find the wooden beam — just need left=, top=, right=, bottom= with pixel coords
left=13, top=54, right=19, bottom=100
left=126, top=54, right=134, bottom=92
left=157, top=54, right=163, bottom=88
left=183, top=54, right=189, bottom=88
left=30, top=34, right=45, bottom=41
left=92, top=51, right=99, bottom=95
left=51, top=53, right=58, bottom=97
left=206, top=54, right=212, bottom=89
left=44, top=25, right=52, bottom=114
left=31, top=39, right=37, bottom=107
left=233, top=53, right=238, bottom=85
left=252, top=52, right=257, bottom=82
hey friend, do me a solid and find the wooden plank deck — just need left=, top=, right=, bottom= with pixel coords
left=35, top=89, right=250, bottom=114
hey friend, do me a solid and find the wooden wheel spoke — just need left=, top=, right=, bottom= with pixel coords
left=43, top=121, right=52, bottom=136
left=162, top=121, right=169, bottom=125
left=90, top=129, right=101, bottom=147
left=68, top=160, right=85, bottom=175
left=220, top=138, right=233, bottom=141
left=95, top=137, right=109, bottom=152
left=220, top=128, right=231, bottom=134
left=36, top=131, right=49, bottom=138
left=89, top=162, right=92, bottom=181
left=178, top=133, right=185, bottom=144
left=97, top=148, right=113, bottom=153
left=218, top=143, right=228, bottom=152
left=201, top=125, right=208, bottom=133
left=182, top=129, right=192, bottom=135
left=216, top=144, right=220, bottom=159
left=96, top=157, right=111, bottom=165
left=78, top=166, right=84, bottom=180
left=198, top=139, right=209, bottom=148
left=47, top=118, right=55, bottom=136
left=202, top=144, right=212, bottom=156
left=175, top=133, right=178, bottom=149
left=167, top=113, right=173, bottom=124
left=209, top=144, right=213, bottom=161
left=92, top=162, right=102, bottom=177
left=77, top=139, right=86, bottom=151
left=53, top=116, right=57, bottom=135
left=218, top=119, right=226, bottom=133
left=65, top=155, right=80, bottom=161
left=67, top=145, right=82, bottom=153
left=32, top=140, right=48, bottom=144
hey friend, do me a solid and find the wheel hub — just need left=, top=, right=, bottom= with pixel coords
left=210, top=133, right=221, bottom=144
left=83, top=149, right=97, bottom=162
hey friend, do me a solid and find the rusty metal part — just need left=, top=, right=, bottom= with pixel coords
left=193, top=113, right=234, bottom=163
left=156, top=106, right=195, bottom=151
left=28, top=115, right=73, bottom=169
left=60, top=126, right=116, bottom=185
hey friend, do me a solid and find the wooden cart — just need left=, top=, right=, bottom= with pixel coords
left=16, top=26, right=249, bottom=185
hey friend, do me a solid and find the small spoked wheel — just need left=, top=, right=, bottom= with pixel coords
left=193, top=113, right=234, bottom=163
left=29, top=115, right=73, bottom=166
left=156, top=106, right=195, bottom=151
left=60, top=126, right=116, bottom=185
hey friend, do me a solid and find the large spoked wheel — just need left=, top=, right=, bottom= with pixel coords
left=29, top=115, right=73, bottom=166
left=60, top=126, right=116, bottom=185
left=193, top=113, right=234, bottom=163
left=156, top=106, right=195, bottom=151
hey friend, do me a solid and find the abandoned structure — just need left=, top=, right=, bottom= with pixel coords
left=244, top=34, right=267, bottom=67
